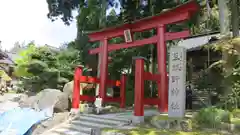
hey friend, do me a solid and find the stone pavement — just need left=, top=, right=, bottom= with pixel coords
left=41, top=110, right=161, bottom=135
left=41, top=113, right=133, bottom=135
left=41, top=109, right=194, bottom=135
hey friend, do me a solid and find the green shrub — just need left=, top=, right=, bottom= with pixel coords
left=194, top=107, right=232, bottom=128
left=232, top=109, right=240, bottom=118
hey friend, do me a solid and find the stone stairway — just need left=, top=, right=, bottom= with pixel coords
left=41, top=113, right=132, bottom=135
left=192, top=91, right=210, bottom=109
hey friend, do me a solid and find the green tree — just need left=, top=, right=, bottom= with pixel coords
left=14, top=43, right=37, bottom=77
left=46, top=0, right=117, bottom=25
left=14, top=43, right=82, bottom=92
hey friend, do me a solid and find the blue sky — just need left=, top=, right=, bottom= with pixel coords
left=0, top=0, right=120, bottom=51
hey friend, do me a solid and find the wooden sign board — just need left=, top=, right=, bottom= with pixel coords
left=124, top=29, right=132, bottom=43
left=168, top=46, right=187, bottom=118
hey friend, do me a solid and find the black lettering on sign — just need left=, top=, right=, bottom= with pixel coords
left=171, top=76, right=180, bottom=84
left=171, top=88, right=180, bottom=96
left=172, top=52, right=182, bottom=61
left=172, top=64, right=182, bottom=71
left=170, top=102, right=180, bottom=110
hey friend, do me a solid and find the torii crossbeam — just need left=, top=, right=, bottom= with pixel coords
left=87, top=0, right=199, bottom=112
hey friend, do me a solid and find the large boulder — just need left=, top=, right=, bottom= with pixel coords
left=20, top=96, right=36, bottom=108
left=21, top=89, right=69, bottom=112
left=62, top=81, right=74, bottom=101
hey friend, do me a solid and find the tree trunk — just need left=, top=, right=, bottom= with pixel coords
left=218, top=0, right=232, bottom=109
left=218, top=0, right=230, bottom=71
left=218, top=0, right=230, bottom=37
left=231, top=0, right=239, bottom=37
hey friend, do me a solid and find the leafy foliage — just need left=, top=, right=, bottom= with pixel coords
left=194, top=107, right=232, bottom=128
left=47, top=0, right=117, bottom=25
left=195, top=38, right=240, bottom=110
left=14, top=44, right=37, bottom=77
left=14, top=43, right=82, bottom=92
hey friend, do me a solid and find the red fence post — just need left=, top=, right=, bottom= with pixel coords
left=133, top=57, right=145, bottom=123
left=72, top=66, right=83, bottom=109
left=120, top=74, right=127, bottom=108
left=157, top=24, right=168, bottom=113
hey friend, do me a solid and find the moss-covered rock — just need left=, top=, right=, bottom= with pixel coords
left=150, top=115, right=192, bottom=131
left=180, top=119, right=193, bottom=132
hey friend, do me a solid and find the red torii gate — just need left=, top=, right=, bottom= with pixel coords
left=85, top=1, right=198, bottom=112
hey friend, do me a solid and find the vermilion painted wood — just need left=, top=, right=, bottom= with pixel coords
left=134, top=58, right=145, bottom=116
left=89, top=36, right=157, bottom=54
left=144, top=98, right=160, bottom=105
left=88, top=1, right=198, bottom=42
left=80, top=95, right=96, bottom=102
left=99, top=38, right=108, bottom=101
left=72, top=66, right=82, bottom=109
left=89, top=30, right=190, bottom=54
left=165, top=30, right=190, bottom=41
left=79, top=96, right=122, bottom=103
left=133, top=58, right=161, bottom=108
left=79, top=76, right=120, bottom=86
left=79, top=76, right=88, bottom=82
left=87, top=77, right=98, bottom=83
left=157, top=24, right=168, bottom=112
left=72, top=66, right=126, bottom=107
left=120, top=74, right=127, bottom=108
left=143, top=72, right=161, bottom=82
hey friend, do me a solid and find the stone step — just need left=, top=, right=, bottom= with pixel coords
left=53, top=124, right=92, bottom=134
left=52, top=130, right=89, bottom=135
left=194, top=95, right=209, bottom=98
left=192, top=97, right=209, bottom=101
left=71, top=119, right=113, bottom=129
left=79, top=114, right=131, bottom=123
left=75, top=114, right=128, bottom=126
left=42, top=114, right=132, bottom=135
left=193, top=96, right=208, bottom=98
left=42, top=124, right=91, bottom=135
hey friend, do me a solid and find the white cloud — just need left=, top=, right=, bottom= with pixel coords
left=0, top=0, right=77, bottom=51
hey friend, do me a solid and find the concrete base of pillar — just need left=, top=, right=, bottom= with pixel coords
left=132, top=116, right=144, bottom=124
left=70, top=108, right=80, bottom=115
